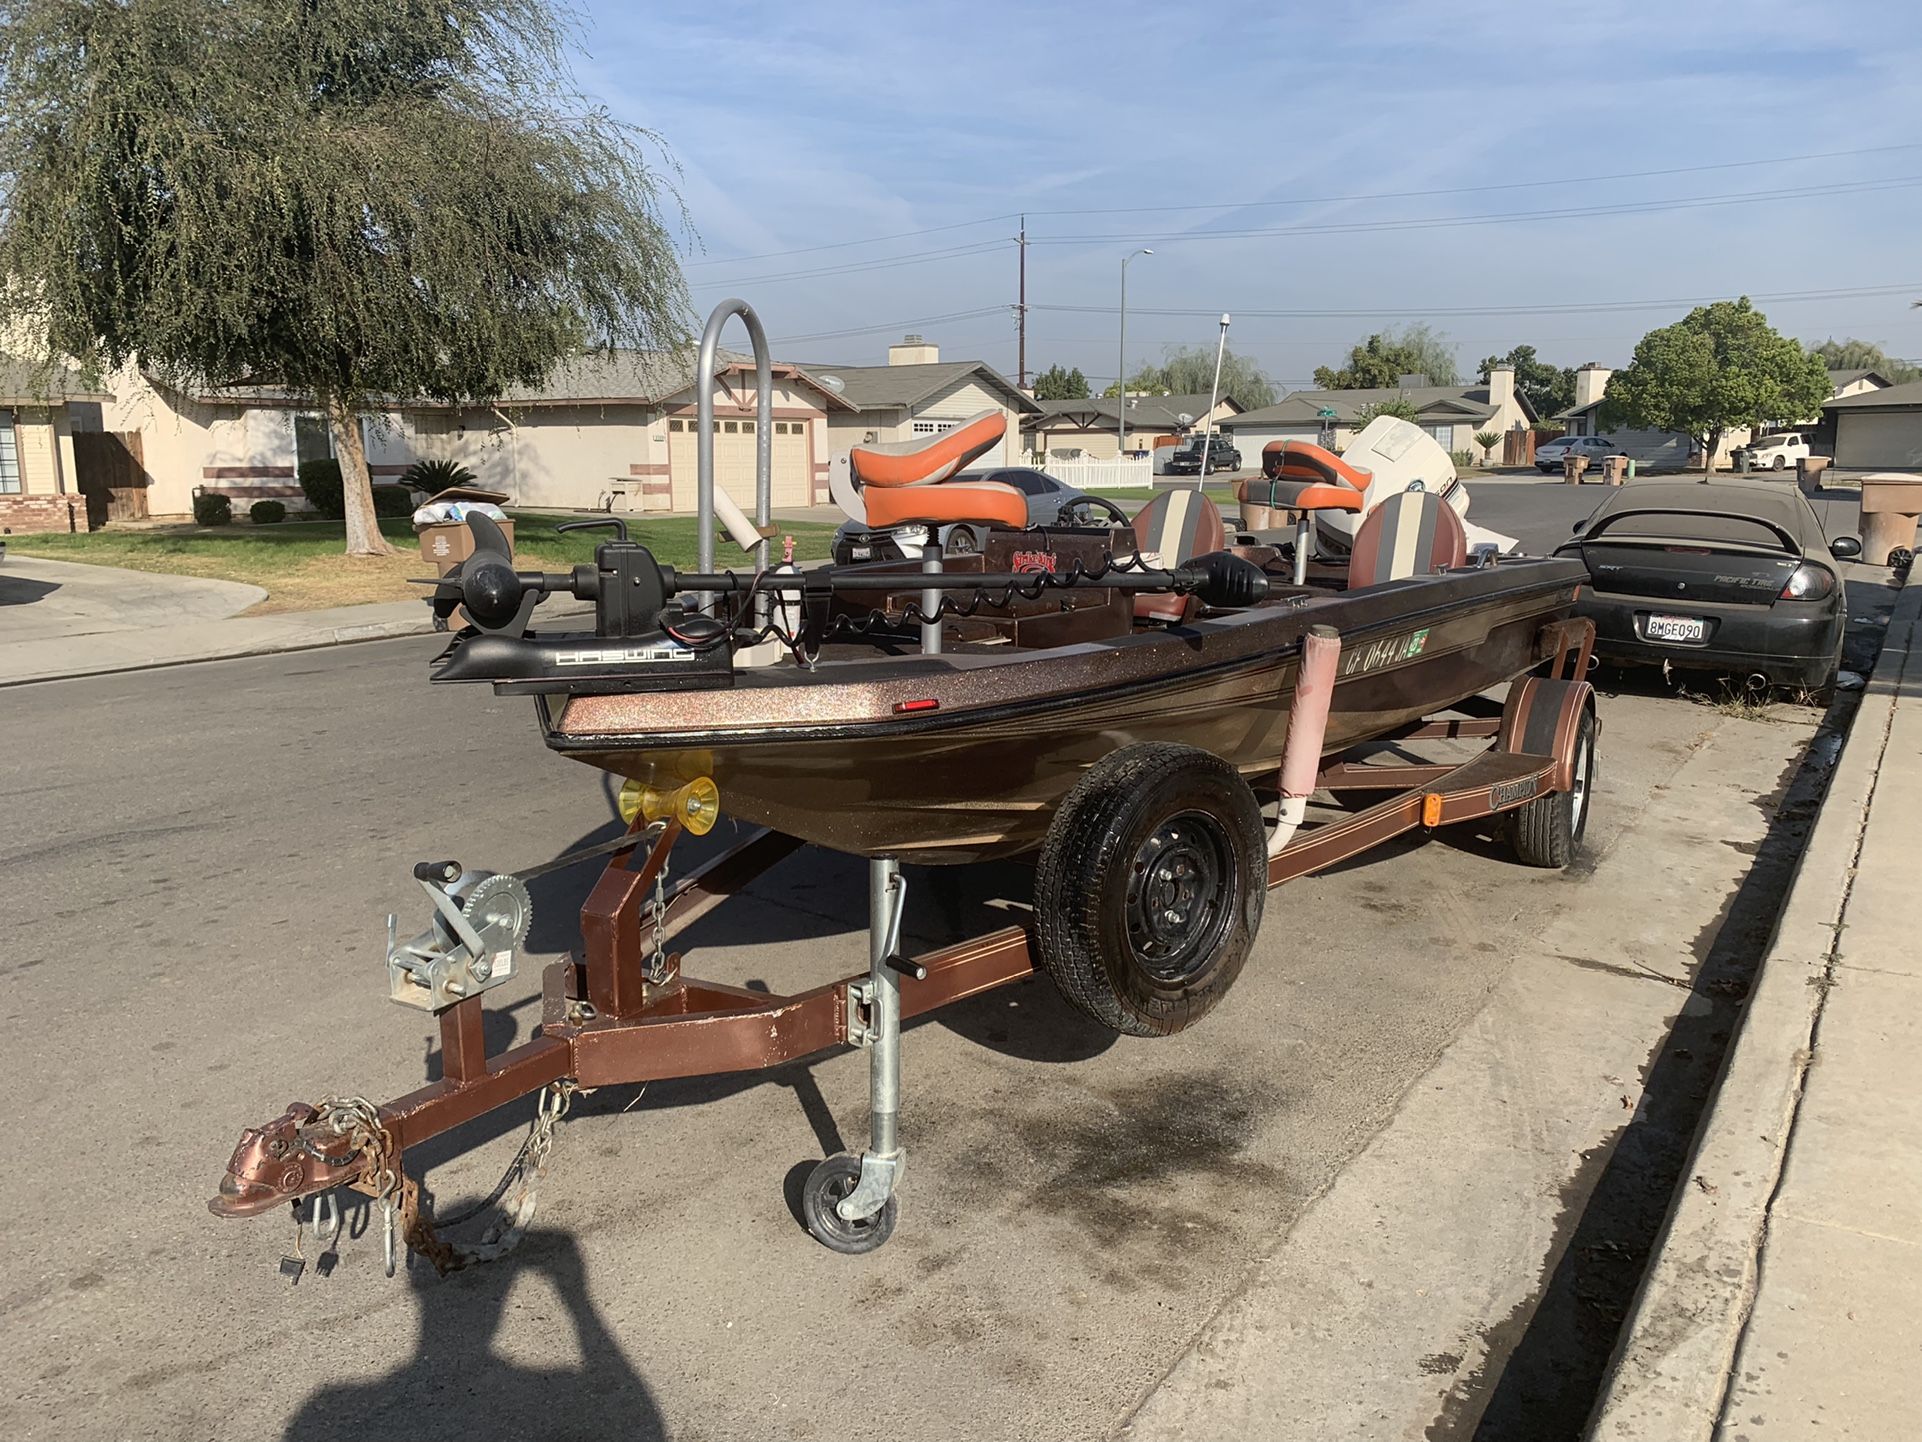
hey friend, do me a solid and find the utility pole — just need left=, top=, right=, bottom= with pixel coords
left=1016, top=216, right=1027, bottom=389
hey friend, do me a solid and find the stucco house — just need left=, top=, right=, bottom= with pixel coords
left=1023, top=392, right=1243, bottom=461
left=1557, top=364, right=1891, bottom=470
left=1219, top=364, right=1535, bottom=460
left=1823, top=379, right=1922, bottom=469
left=106, top=333, right=1036, bottom=519
left=0, top=357, right=116, bottom=534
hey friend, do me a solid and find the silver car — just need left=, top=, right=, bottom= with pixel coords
left=832, top=467, right=1131, bottom=564
left=1537, top=435, right=1621, bottom=473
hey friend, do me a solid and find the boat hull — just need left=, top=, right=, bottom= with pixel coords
left=549, top=560, right=1584, bottom=863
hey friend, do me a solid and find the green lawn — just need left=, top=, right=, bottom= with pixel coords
left=6, top=510, right=840, bottom=612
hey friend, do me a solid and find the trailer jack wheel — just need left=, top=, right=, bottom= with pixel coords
left=802, top=1153, right=898, bottom=1254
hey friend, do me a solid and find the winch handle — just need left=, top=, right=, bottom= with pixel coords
left=414, top=860, right=462, bottom=884
left=555, top=517, right=630, bottom=543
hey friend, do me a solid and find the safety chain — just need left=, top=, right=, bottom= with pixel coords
left=282, top=1081, right=576, bottom=1280
left=646, top=855, right=672, bottom=983
left=396, top=1079, right=577, bottom=1277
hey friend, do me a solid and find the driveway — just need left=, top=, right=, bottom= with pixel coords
left=0, top=555, right=264, bottom=643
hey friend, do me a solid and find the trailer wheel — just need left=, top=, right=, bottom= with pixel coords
left=1035, top=743, right=1265, bottom=1037
left=1511, top=705, right=1597, bottom=869
left=801, top=1154, right=896, bottom=1254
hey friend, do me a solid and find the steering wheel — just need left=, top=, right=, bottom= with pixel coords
left=1071, top=496, right=1132, bottom=530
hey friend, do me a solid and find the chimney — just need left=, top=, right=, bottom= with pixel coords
left=1574, top=362, right=1611, bottom=410
left=887, top=333, right=939, bottom=366
left=1486, top=363, right=1515, bottom=415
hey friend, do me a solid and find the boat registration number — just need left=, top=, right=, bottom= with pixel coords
left=1647, top=614, right=1707, bottom=643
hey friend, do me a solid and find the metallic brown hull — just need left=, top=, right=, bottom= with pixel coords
left=548, top=559, right=1585, bottom=863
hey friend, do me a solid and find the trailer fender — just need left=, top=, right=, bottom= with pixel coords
left=1498, top=676, right=1598, bottom=794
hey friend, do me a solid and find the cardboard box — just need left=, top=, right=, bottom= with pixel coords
left=414, top=485, right=513, bottom=575
left=419, top=518, right=514, bottom=574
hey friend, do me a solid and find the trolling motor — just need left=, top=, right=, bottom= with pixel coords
left=429, top=513, right=741, bottom=694
left=427, top=512, right=1273, bottom=695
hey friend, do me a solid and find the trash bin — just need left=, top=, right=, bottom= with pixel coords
left=1602, top=455, right=1629, bottom=486
left=1796, top=456, right=1830, bottom=497
left=1563, top=455, right=1589, bottom=485
left=1859, top=473, right=1922, bottom=567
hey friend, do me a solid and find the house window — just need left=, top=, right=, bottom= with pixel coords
left=723, top=420, right=738, bottom=433
left=912, top=418, right=960, bottom=436
left=741, top=420, right=755, bottom=435
left=294, top=413, right=333, bottom=466
left=0, top=409, right=20, bottom=494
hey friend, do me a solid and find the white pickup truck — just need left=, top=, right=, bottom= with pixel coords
left=1735, top=432, right=1813, bottom=471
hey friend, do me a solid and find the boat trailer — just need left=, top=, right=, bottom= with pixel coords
left=209, top=617, right=1595, bottom=1266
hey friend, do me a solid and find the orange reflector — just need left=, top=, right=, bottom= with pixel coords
left=1422, top=793, right=1443, bottom=827
left=894, top=698, right=940, bottom=714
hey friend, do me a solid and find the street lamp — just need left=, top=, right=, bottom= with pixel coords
left=1194, top=313, right=1231, bottom=480
left=1118, top=248, right=1153, bottom=456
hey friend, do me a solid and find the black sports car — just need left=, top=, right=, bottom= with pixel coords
left=1555, top=478, right=1861, bottom=692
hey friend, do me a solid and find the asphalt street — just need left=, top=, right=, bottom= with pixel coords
left=0, top=495, right=1848, bottom=1440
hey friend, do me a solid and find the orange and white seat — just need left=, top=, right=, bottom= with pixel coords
left=847, top=411, right=1027, bottom=532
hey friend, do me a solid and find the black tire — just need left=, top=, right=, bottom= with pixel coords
left=1511, top=706, right=1597, bottom=869
left=944, top=525, right=979, bottom=558
left=1035, top=744, right=1266, bottom=1037
left=800, top=1154, right=896, bottom=1254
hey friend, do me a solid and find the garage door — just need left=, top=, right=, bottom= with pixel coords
left=1836, top=411, right=1922, bottom=470
left=913, top=416, right=1005, bottom=469
left=667, top=417, right=811, bottom=511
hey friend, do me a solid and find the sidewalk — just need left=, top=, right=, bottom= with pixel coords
left=1588, top=580, right=1922, bottom=1440
left=0, top=592, right=594, bottom=687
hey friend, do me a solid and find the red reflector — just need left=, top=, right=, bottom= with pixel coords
left=893, top=698, right=940, bottom=714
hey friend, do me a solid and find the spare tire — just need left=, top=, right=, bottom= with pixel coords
left=1034, top=743, right=1265, bottom=1036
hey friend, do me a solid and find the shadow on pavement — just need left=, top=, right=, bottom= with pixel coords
left=281, top=1229, right=664, bottom=1442
left=0, top=573, right=60, bottom=606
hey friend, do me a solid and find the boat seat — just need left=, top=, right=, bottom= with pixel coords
left=849, top=410, right=1007, bottom=489
left=1261, top=439, right=1373, bottom=488
left=1131, top=489, right=1226, bottom=623
left=1346, top=489, right=1468, bottom=588
left=864, top=479, right=1027, bottom=531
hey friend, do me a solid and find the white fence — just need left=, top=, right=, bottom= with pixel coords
left=1036, top=455, right=1155, bottom=490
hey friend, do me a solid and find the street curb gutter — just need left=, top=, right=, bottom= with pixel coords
left=0, top=601, right=593, bottom=688
left=1584, top=581, right=1920, bottom=1441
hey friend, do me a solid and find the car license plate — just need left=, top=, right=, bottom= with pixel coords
left=850, top=544, right=871, bottom=559
left=1647, top=614, right=1707, bottom=643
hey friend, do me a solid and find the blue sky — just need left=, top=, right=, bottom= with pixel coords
left=578, top=0, right=1922, bottom=389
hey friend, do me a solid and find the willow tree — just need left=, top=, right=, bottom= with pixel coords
left=0, top=0, right=687, bottom=554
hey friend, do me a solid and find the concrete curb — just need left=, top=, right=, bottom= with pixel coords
left=1584, top=581, right=1921, bottom=1440
left=0, top=600, right=593, bottom=687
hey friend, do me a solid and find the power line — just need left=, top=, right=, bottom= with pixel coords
left=684, top=214, right=1018, bottom=268
left=1031, top=282, right=1922, bottom=321
left=1023, top=143, right=1922, bottom=219
left=681, top=176, right=1922, bottom=290
left=686, top=239, right=1009, bottom=290
left=765, top=306, right=1009, bottom=347
left=677, top=142, right=1922, bottom=273
left=1025, top=177, right=1922, bottom=245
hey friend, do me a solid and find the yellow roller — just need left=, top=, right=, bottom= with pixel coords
left=617, top=776, right=721, bottom=835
